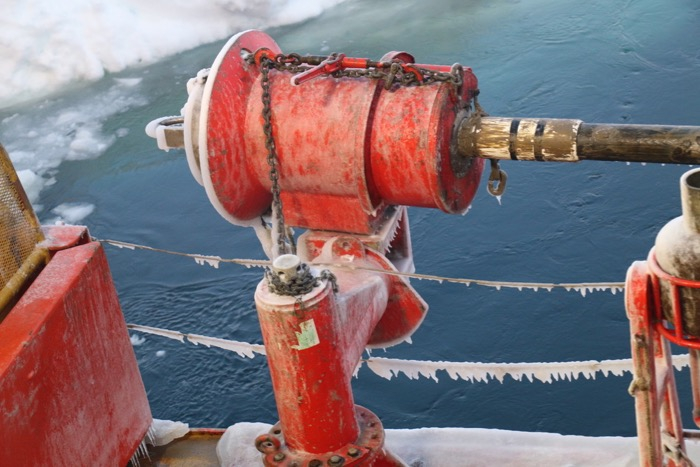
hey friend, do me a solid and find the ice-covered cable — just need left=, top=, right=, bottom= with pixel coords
left=128, top=324, right=691, bottom=383
left=99, top=238, right=625, bottom=294
left=364, top=356, right=689, bottom=384
left=127, top=323, right=266, bottom=359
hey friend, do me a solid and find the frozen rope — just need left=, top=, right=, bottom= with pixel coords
left=127, top=324, right=266, bottom=359
left=128, top=324, right=691, bottom=384
left=98, top=238, right=624, bottom=294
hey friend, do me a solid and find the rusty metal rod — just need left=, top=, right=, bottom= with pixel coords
left=457, top=116, right=700, bottom=164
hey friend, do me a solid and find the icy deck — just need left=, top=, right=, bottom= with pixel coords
left=144, top=423, right=700, bottom=466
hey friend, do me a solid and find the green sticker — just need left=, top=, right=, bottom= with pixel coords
left=292, top=319, right=320, bottom=350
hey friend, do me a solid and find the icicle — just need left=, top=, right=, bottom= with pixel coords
left=186, top=333, right=266, bottom=359
left=353, top=361, right=363, bottom=378
left=404, top=336, right=413, bottom=344
left=626, top=162, right=631, bottom=165
left=366, top=359, right=397, bottom=380
left=495, top=195, right=502, bottom=206
left=193, top=255, right=222, bottom=269
left=463, top=281, right=471, bottom=287
left=672, top=354, right=691, bottom=371
left=495, top=285, right=502, bottom=291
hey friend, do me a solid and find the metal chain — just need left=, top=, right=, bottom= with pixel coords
left=250, top=52, right=464, bottom=88
left=265, top=262, right=339, bottom=296
left=259, top=58, right=293, bottom=256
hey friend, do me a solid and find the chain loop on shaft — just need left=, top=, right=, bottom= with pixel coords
left=248, top=52, right=465, bottom=88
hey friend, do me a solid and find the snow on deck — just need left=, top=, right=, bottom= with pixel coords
left=216, top=422, right=700, bottom=466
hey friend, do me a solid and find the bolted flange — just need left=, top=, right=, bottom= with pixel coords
left=255, top=405, right=400, bottom=466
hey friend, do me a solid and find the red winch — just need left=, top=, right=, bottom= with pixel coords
left=148, top=28, right=484, bottom=465
left=167, top=29, right=483, bottom=235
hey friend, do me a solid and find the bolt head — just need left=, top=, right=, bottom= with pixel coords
left=328, top=455, right=344, bottom=465
left=347, top=447, right=360, bottom=457
left=273, top=453, right=286, bottom=462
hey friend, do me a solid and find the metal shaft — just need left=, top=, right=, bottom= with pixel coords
left=457, top=116, right=700, bottom=164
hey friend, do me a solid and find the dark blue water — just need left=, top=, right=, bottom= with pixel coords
left=4, top=0, right=700, bottom=437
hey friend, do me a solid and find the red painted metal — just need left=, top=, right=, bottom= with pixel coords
left=648, top=250, right=700, bottom=349
left=255, top=236, right=424, bottom=465
left=201, top=30, right=483, bottom=233
left=40, top=224, right=91, bottom=250
left=625, top=258, right=699, bottom=466
left=300, top=207, right=425, bottom=347
left=0, top=226, right=151, bottom=465
left=256, top=406, right=404, bottom=466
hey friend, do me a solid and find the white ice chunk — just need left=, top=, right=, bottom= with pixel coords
left=217, top=421, right=683, bottom=467
left=148, top=419, right=189, bottom=447
left=114, top=77, right=142, bottom=87
left=16, top=169, right=47, bottom=208
left=130, top=334, right=146, bottom=346
left=0, top=0, right=350, bottom=110
left=49, top=202, right=95, bottom=224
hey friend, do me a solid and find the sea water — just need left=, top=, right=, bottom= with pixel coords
left=2, top=0, right=700, bottom=437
